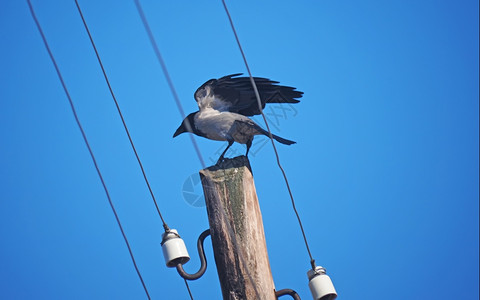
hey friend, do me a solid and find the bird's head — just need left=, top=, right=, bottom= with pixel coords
left=173, top=112, right=197, bottom=138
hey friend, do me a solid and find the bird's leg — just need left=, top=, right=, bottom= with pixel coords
left=245, top=139, right=253, bottom=157
left=217, top=140, right=234, bottom=164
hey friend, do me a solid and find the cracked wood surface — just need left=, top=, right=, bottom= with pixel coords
left=200, top=156, right=275, bottom=300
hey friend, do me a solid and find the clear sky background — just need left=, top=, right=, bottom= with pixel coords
left=1, top=1, right=478, bottom=299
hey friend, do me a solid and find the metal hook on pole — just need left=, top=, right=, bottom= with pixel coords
left=175, top=229, right=211, bottom=281
left=275, top=288, right=301, bottom=300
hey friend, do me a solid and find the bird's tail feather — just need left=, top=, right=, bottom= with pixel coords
left=257, top=127, right=295, bottom=145
left=270, top=133, right=296, bottom=145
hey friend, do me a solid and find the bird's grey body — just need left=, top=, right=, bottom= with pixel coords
left=194, top=108, right=262, bottom=144
left=174, top=74, right=302, bottom=163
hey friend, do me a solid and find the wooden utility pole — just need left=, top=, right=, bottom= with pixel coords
left=199, top=156, right=276, bottom=300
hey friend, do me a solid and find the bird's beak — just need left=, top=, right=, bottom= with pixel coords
left=173, top=115, right=195, bottom=138
left=173, top=123, right=186, bottom=138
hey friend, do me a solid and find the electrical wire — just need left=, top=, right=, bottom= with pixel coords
left=132, top=1, right=263, bottom=298
left=221, top=0, right=317, bottom=269
left=133, top=0, right=206, bottom=169
left=132, top=2, right=199, bottom=298
left=184, top=279, right=194, bottom=300
left=73, top=0, right=170, bottom=232
left=26, top=0, right=151, bottom=298
left=74, top=1, right=197, bottom=298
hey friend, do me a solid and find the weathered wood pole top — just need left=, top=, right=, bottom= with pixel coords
left=199, top=155, right=276, bottom=300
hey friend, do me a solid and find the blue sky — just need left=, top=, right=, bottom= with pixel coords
left=1, top=1, right=478, bottom=299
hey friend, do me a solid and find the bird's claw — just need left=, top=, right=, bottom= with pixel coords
left=216, top=156, right=225, bottom=165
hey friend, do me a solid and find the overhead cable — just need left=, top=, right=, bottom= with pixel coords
left=26, top=0, right=151, bottom=298
left=221, top=0, right=317, bottom=269
left=74, top=0, right=170, bottom=231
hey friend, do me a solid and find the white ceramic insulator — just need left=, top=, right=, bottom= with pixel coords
left=161, top=229, right=190, bottom=268
left=307, top=267, right=337, bottom=300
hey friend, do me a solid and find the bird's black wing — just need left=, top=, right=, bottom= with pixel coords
left=195, top=74, right=303, bottom=116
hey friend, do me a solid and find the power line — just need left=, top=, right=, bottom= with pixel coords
left=133, top=0, right=206, bottom=169
left=132, top=2, right=263, bottom=298
left=73, top=0, right=170, bottom=231
left=26, top=0, right=151, bottom=298
left=74, top=1, right=197, bottom=298
left=131, top=1, right=201, bottom=298
left=221, top=0, right=317, bottom=269
left=184, top=279, right=194, bottom=300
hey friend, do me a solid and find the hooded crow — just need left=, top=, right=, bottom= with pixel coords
left=173, top=73, right=302, bottom=163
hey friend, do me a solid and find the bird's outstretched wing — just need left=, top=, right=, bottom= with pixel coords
left=194, top=73, right=303, bottom=116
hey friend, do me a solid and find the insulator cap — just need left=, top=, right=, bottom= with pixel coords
left=161, top=229, right=190, bottom=268
left=307, top=266, right=337, bottom=300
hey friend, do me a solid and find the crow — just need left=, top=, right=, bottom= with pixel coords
left=173, top=74, right=302, bottom=163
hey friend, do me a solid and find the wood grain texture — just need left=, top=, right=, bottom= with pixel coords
left=200, top=156, right=275, bottom=300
